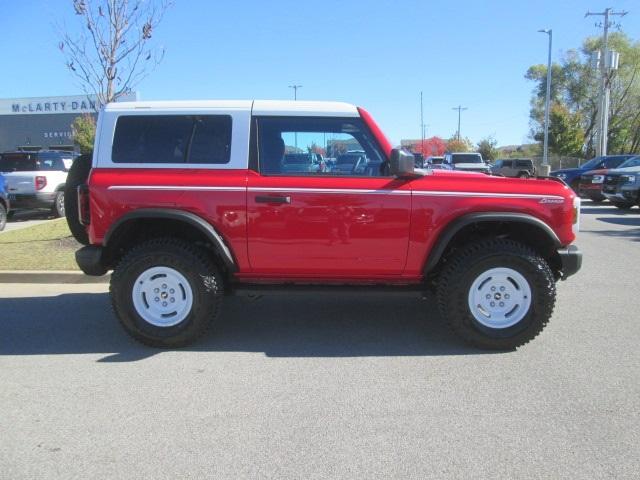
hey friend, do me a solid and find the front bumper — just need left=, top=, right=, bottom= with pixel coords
left=557, top=245, right=582, bottom=279
left=8, top=192, right=57, bottom=210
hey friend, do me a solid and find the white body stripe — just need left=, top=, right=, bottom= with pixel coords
left=108, top=186, right=245, bottom=192
left=107, top=185, right=564, bottom=201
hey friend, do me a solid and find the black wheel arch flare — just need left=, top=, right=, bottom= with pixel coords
left=103, top=208, right=238, bottom=273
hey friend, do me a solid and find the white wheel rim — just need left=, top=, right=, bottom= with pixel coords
left=467, top=267, right=532, bottom=329
left=132, top=266, right=194, bottom=327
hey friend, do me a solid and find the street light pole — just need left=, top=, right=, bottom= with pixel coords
left=420, top=91, right=425, bottom=153
left=538, top=29, right=552, bottom=175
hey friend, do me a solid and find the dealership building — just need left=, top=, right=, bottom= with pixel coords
left=0, top=93, right=136, bottom=152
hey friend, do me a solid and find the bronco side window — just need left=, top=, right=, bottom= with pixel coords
left=112, top=115, right=232, bottom=164
left=256, top=116, right=387, bottom=177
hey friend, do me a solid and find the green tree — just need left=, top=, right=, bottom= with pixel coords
left=71, top=114, right=96, bottom=154
left=477, top=136, right=498, bottom=161
left=533, top=104, right=584, bottom=157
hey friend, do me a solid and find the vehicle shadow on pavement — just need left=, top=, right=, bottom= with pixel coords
left=0, top=293, right=498, bottom=361
left=580, top=216, right=640, bottom=241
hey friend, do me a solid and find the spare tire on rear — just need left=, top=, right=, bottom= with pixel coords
left=64, top=154, right=92, bottom=246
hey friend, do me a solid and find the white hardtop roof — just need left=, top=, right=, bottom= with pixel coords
left=104, top=100, right=359, bottom=117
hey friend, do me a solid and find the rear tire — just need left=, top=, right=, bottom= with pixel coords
left=517, top=172, right=530, bottom=178
left=52, top=191, right=65, bottom=218
left=436, top=238, right=556, bottom=350
left=110, top=238, right=223, bottom=348
left=0, top=203, right=6, bottom=231
left=64, top=154, right=92, bottom=245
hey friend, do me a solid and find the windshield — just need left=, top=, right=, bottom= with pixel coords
left=618, top=156, right=640, bottom=169
left=284, top=154, right=312, bottom=164
left=581, top=156, right=604, bottom=170
left=452, top=153, right=483, bottom=164
left=337, top=154, right=362, bottom=165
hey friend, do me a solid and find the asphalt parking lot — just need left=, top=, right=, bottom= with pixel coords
left=0, top=202, right=639, bottom=479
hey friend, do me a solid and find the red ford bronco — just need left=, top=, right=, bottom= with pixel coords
left=66, top=100, right=581, bottom=349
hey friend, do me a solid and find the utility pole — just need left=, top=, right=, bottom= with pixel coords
left=538, top=29, right=552, bottom=175
left=288, top=85, right=302, bottom=149
left=452, top=105, right=468, bottom=141
left=288, top=84, right=303, bottom=100
left=585, top=8, right=627, bottom=156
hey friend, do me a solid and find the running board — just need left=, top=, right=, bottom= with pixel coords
left=229, top=283, right=427, bottom=297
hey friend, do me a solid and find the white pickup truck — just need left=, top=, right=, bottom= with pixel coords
left=0, top=150, right=75, bottom=218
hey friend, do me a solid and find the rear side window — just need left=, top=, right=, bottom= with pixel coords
left=0, top=154, right=36, bottom=172
left=515, top=160, right=531, bottom=168
left=112, top=115, right=232, bottom=164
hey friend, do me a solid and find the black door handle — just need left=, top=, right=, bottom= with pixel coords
left=255, top=195, right=291, bottom=204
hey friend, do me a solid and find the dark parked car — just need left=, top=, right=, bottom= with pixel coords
left=333, top=153, right=368, bottom=174
left=551, top=155, right=635, bottom=191
left=0, top=172, right=9, bottom=231
left=601, top=160, right=640, bottom=209
left=282, top=153, right=325, bottom=173
left=579, top=155, right=640, bottom=202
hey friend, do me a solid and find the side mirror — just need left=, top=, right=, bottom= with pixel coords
left=390, top=149, right=415, bottom=178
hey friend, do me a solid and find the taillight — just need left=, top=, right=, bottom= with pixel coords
left=35, top=176, right=47, bottom=190
left=78, top=184, right=91, bottom=225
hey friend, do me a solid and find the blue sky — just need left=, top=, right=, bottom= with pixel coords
left=1, top=0, right=638, bottom=146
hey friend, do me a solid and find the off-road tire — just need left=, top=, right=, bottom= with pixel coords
left=0, top=203, right=6, bottom=231
left=110, top=238, right=223, bottom=348
left=436, top=238, right=556, bottom=350
left=64, top=154, right=92, bottom=245
left=52, top=191, right=65, bottom=218
left=517, top=172, right=530, bottom=178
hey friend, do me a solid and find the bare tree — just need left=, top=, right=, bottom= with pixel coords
left=59, top=0, right=172, bottom=107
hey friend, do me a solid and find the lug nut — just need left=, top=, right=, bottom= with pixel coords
left=170, top=298, right=175, bottom=303
left=154, top=288, right=159, bottom=293
left=505, top=294, right=510, bottom=299
left=162, top=284, right=167, bottom=289
left=491, top=286, right=496, bottom=291
left=162, top=301, right=167, bottom=307
left=490, top=302, right=495, bottom=307
left=499, top=302, right=504, bottom=307
left=500, top=286, right=505, bottom=292
left=486, top=294, right=491, bottom=299
left=155, top=297, right=159, bottom=302
left=170, top=289, right=175, bottom=294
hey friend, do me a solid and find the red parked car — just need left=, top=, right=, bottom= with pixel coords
left=66, top=100, right=581, bottom=350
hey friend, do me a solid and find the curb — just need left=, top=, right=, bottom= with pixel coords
left=0, top=270, right=110, bottom=284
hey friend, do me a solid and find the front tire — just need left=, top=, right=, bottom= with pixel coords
left=110, top=238, right=223, bottom=348
left=436, top=239, right=556, bottom=350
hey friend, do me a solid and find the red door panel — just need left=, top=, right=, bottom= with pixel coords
left=246, top=171, right=411, bottom=276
